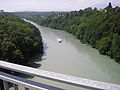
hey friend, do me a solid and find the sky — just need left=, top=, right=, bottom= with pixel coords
left=0, top=0, right=120, bottom=12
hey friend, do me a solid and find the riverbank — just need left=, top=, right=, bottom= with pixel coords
left=0, top=13, right=43, bottom=90
left=25, top=20, right=120, bottom=89
left=26, top=6, right=120, bottom=64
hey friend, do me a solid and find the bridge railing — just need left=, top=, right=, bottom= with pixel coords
left=0, top=60, right=120, bottom=90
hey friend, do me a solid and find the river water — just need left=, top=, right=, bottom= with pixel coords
left=25, top=20, right=120, bottom=89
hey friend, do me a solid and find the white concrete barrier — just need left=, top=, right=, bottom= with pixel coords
left=0, top=61, right=120, bottom=90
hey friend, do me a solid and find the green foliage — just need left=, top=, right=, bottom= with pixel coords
left=96, top=37, right=112, bottom=55
left=110, top=34, right=120, bottom=62
left=0, top=13, right=43, bottom=65
left=105, top=2, right=112, bottom=10
left=25, top=4, right=120, bottom=63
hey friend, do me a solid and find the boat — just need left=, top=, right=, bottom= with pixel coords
left=57, top=39, right=62, bottom=43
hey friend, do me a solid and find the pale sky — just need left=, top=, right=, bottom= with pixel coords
left=0, top=0, right=120, bottom=12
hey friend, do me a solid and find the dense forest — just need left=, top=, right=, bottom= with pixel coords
left=0, top=13, right=43, bottom=65
left=26, top=3, right=120, bottom=63
left=13, top=11, right=66, bottom=18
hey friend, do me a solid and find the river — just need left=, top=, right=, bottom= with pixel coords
left=25, top=20, right=120, bottom=89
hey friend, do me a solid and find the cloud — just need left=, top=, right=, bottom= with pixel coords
left=0, top=0, right=120, bottom=11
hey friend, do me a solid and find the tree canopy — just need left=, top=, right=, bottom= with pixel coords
left=26, top=3, right=120, bottom=63
left=0, top=13, right=43, bottom=65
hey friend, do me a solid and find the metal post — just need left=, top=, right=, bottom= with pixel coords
left=3, top=81, right=9, bottom=90
left=13, top=84, right=18, bottom=90
left=25, top=87, right=29, bottom=90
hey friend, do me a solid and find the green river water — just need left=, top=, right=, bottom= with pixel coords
left=23, top=20, right=120, bottom=90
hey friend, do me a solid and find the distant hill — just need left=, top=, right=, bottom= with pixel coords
left=12, top=11, right=67, bottom=18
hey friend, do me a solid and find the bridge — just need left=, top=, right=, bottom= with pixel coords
left=0, top=61, right=120, bottom=90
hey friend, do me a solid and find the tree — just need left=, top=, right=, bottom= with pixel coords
left=94, top=7, right=97, bottom=11
left=0, top=13, right=43, bottom=65
left=26, top=5, right=120, bottom=63
left=105, top=2, right=112, bottom=10
left=109, top=34, right=120, bottom=63
left=96, top=37, right=111, bottom=55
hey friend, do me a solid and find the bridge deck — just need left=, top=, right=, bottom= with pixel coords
left=0, top=71, right=63, bottom=90
left=0, top=61, right=120, bottom=90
